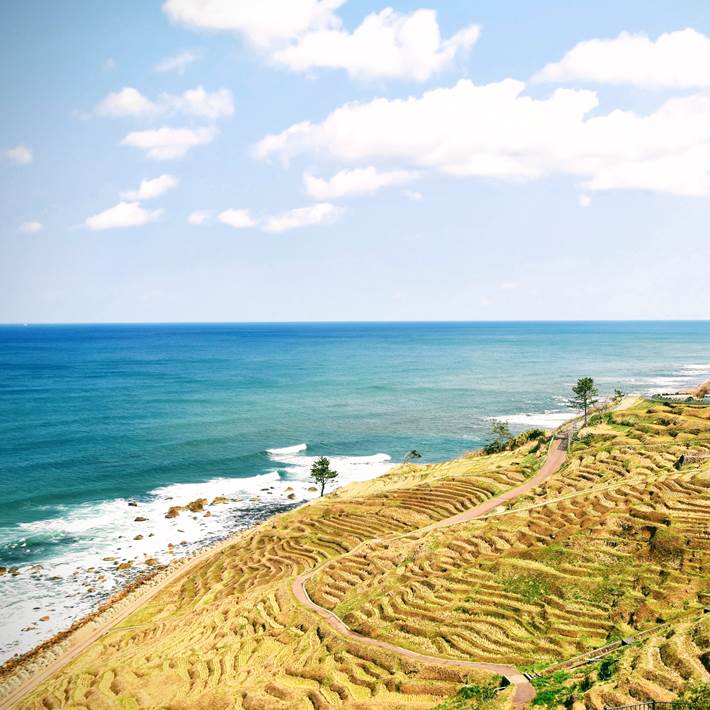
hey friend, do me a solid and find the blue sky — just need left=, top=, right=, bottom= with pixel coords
left=2, top=0, right=710, bottom=322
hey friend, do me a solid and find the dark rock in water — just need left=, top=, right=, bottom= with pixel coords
left=0, top=567, right=6, bottom=576
left=134, top=534, right=143, bottom=540
left=128, top=501, right=138, bottom=507
left=134, top=516, right=148, bottom=522
left=165, top=506, right=181, bottom=519
left=287, top=493, right=296, bottom=500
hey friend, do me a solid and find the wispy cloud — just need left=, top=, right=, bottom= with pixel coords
left=85, top=202, right=162, bottom=231
left=187, top=210, right=213, bottom=225
left=207, top=203, right=343, bottom=233
left=304, top=167, right=418, bottom=199
left=19, top=221, right=42, bottom=233
left=155, top=50, right=198, bottom=74
left=262, top=202, right=342, bottom=233
left=5, top=144, right=33, bottom=165
left=218, top=209, right=259, bottom=229
left=121, top=126, right=217, bottom=160
left=120, top=174, right=178, bottom=200
left=95, top=86, right=233, bottom=120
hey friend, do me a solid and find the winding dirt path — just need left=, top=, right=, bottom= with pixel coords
left=4, top=437, right=567, bottom=709
left=292, top=437, right=568, bottom=710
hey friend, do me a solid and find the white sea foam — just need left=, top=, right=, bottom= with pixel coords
left=492, top=411, right=578, bottom=429
left=265, top=443, right=307, bottom=455
left=0, top=445, right=393, bottom=664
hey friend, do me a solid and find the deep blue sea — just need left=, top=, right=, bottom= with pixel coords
left=1, top=321, right=709, bottom=660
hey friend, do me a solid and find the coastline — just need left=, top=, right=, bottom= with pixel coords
left=0, top=403, right=598, bottom=705
left=0, top=503, right=298, bottom=705
left=2, top=374, right=708, bottom=705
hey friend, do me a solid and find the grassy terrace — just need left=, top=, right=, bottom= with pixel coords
left=12, top=400, right=710, bottom=709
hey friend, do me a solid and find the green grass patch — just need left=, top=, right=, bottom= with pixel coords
left=498, top=574, right=551, bottom=603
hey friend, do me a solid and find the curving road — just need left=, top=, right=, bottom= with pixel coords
left=292, top=437, right=568, bottom=710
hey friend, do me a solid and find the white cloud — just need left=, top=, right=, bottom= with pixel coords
left=121, top=126, right=216, bottom=160
left=403, top=189, right=423, bottom=201
left=96, top=87, right=158, bottom=117
left=155, top=50, right=197, bottom=73
left=255, top=78, right=710, bottom=197
left=217, top=208, right=258, bottom=229
left=533, top=28, right=710, bottom=89
left=188, top=209, right=213, bottom=225
left=19, top=221, right=42, bottom=233
left=169, top=86, right=234, bottom=119
left=304, top=166, right=418, bottom=199
left=96, top=86, right=233, bottom=120
left=5, top=144, right=33, bottom=165
left=578, top=194, right=591, bottom=208
left=85, top=202, right=163, bottom=231
left=273, top=9, right=479, bottom=81
left=162, top=1, right=477, bottom=81
left=120, top=174, right=179, bottom=200
left=162, top=0, right=344, bottom=48
left=262, top=202, right=342, bottom=233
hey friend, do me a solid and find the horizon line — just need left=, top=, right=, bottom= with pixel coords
left=2, top=319, right=710, bottom=327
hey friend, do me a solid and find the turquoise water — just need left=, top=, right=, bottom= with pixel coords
left=0, top=321, right=709, bottom=660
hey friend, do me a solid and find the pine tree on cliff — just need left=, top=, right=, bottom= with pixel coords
left=570, top=377, right=599, bottom=426
left=310, top=456, right=338, bottom=497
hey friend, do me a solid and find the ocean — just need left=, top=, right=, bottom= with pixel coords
left=1, top=321, right=709, bottom=661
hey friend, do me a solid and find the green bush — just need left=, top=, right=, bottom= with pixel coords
left=680, top=682, right=710, bottom=710
left=457, top=684, right=497, bottom=702
left=598, top=656, right=618, bottom=681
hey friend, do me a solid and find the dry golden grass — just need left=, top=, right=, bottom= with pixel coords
left=10, top=447, right=531, bottom=709
left=7, top=400, right=710, bottom=709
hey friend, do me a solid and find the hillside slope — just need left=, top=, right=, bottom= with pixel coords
left=4, top=400, right=710, bottom=709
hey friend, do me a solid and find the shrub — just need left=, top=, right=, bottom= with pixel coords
left=680, top=682, right=710, bottom=710
left=457, top=684, right=497, bottom=702
left=598, top=656, right=618, bottom=681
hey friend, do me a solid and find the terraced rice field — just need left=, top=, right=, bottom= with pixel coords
left=531, top=614, right=710, bottom=709
left=7, top=449, right=533, bottom=709
left=5, top=400, right=709, bottom=709
left=304, top=402, right=710, bottom=705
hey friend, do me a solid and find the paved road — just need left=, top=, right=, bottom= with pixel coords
left=292, top=437, right=568, bottom=710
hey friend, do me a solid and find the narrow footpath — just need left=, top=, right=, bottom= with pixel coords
left=292, top=436, right=568, bottom=710
left=4, top=433, right=570, bottom=709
